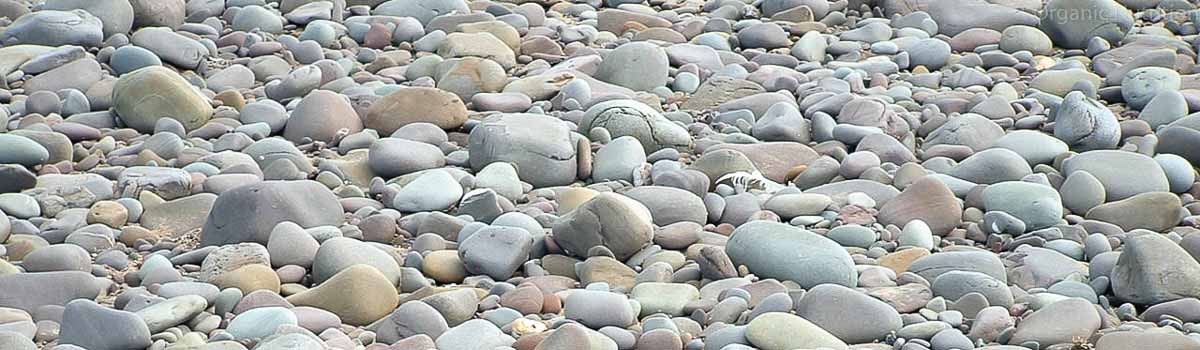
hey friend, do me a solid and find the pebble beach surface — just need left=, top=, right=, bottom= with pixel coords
left=2, top=0, right=1200, bottom=350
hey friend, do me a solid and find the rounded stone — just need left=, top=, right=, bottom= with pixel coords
left=113, top=66, right=213, bottom=133
left=726, top=221, right=857, bottom=288
left=982, top=181, right=1063, bottom=231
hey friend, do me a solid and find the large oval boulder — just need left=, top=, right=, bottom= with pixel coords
left=469, top=113, right=578, bottom=188
left=113, top=66, right=213, bottom=133
left=200, top=181, right=343, bottom=246
left=365, top=87, right=468, bottom=134
left=726, top=221, right=857, bottom=288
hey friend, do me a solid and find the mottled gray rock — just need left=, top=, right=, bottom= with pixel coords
left=581, top=100, right=692, bottom=152
left=469, top=114, right=577, bottom=188
left=1122, top=67, right=1181, bottom=110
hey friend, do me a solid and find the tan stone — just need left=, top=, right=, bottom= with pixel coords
left=288, top=264, right=399, bottom=326
left=422, top=250, right=467, bottom=285
left=87, top=201, right=129, bottom=228
left=879, top=247, right=932, bottom=274
left=364, top=87, right=468, bottom=134
left=212, top=264, right=281, bottom=294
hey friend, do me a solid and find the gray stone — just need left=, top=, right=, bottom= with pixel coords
left=113, top=66, right=213, bottom=133
left=563, top=290, right=635, bottom=329
left=469, top=114, right=577, bottom=188
left=1140, top=91, right=1189, bottom=128
left=134, top=295, right=207, bottom=333
left=949, top=148, right=1033, bottom=185
left=369, top=138, right=446, bottom=179
left=592, top=136, right=646, bottom=183
left=0, top=271, right=107, bottom=313
left=435, top=319, right=515, bottom=350
left=581, top=100, right=692, bottom=153
left=726, top=221, right=857, bottom=288
left=312, top=237, right=402, bottom=285
left=284, top=90, right=363, bottom=143
left=1008, top=298, right=1100, bottom=346
left=904, top=38, right=951, bottom=70
left=59, top=299, right=151, bottom=350
left=200, top=181, right=344, bottom=246
left=1040, top=0, right=1134, bottom=49
left=931, top=271, right=1014, bottom=308
left=999, top=25, right=1052, bottom=55
left=1154, top=154, right=1195, bottom=194
left=375, top=0, right=470, bottom=26
left=596, top=42, right=669, bottom=91
left=795, top=284, right=902, bottom=344
left=1056, top=92, right=1118, bottom=152
left=1122, top=67, right=1182, bottom=110
left=130, top=27, right=210, bottom=70
left=232, top=5, right=282, bottom=33
left=991, top=130, right=1069, bottom=166
left=621, top=186, right=708, bottom=226
left=458, top=226, right=532, bottom=280
left=227, top=307, right=297, bottom=340
left=553, top=193, right=654, bottom=261
left=982, top=181, right=1063, bottom=231
left=1062, top=150, right=1170, bottom=201
left=0, top=135, right=49, bottom=167
left=392, top=170, right=463, bottom=212
left=2, top=10, right=103, bottom=47
left=745, top=312, right=848, bottom=350
left=110, top=45, right=162, bottom=76
left=371, top=301, right=448, bottom=343
left=738, top=23, right=792, bottom=49
left=925, top=0, right=1039, bottom=36
left=909, top=250, right=1008, bottom=284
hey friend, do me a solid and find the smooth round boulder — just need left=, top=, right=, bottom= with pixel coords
left=1, top=10, right=103, bottom=47
left=794, top=284, right=902, bottom=344
left=200, top=181, right=344, bottom=246
left=113, top=66, right=213, bottom=133
left=581, top=100, right=692, bottom=152
left=0, top=135, right=50, bottom=167
left=42, top=0, right=134, bottom=38
left=368, top=138, right=446, bottom=179
left=982, top=181, right=1064, bottom=231
left=1061, top=150, right=1169, bottom=201
left=595, top=42, right=669, bottom=92
left=746, top=312, right=848, bottom=350
left=284, top=90, right=363, bottom=143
